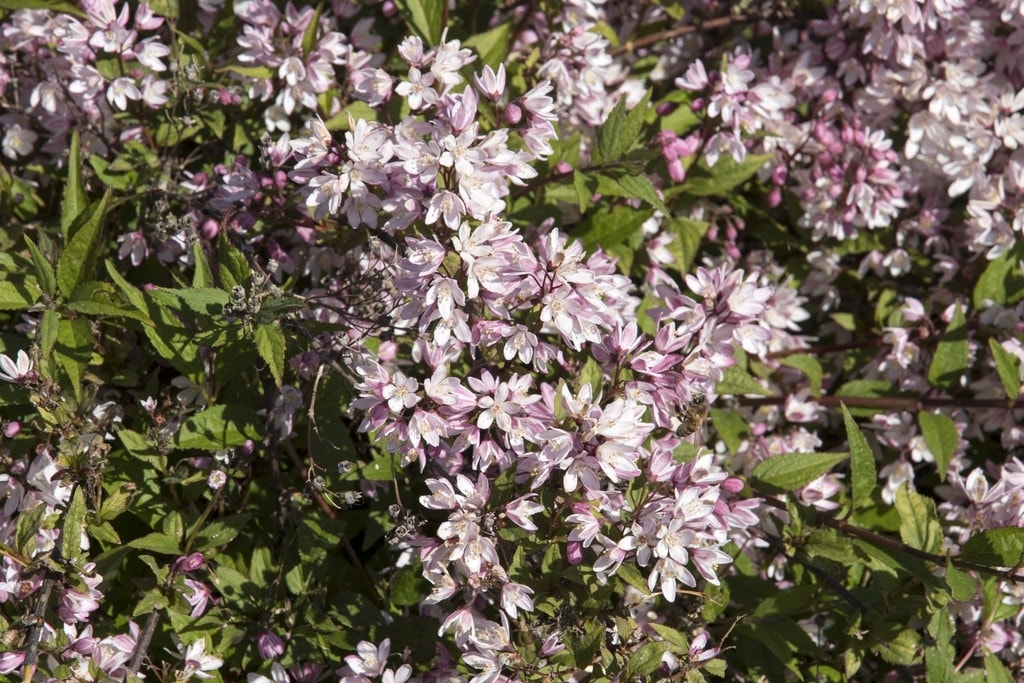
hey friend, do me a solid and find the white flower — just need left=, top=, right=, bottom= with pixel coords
left=0, top=350, right=32, bottom=383
left=177, top=638, right=223, bottom=680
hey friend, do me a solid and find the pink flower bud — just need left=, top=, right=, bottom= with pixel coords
left=3, top=421, right=20, bottom=438
left=257, top=630, right=286, bottom=659
left=174, top=552, right=205, bottom=573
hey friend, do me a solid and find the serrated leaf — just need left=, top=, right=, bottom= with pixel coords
left=752, top=452, right=849, bottom=492
left=593, top=90, right=651, bottom=165
left=872, top=628, right=921, bottom=666
left=16, top=503, right=51, bottom=558
left=0, top=280, right=37, bottom=310
left=625, top=641, right=666, bottom=679
left=25, top=236, right=56, bottom=298
left=193, top=514, right=251, bottom=553
left=393, top=0, right=443, bottom=45
left=843, top=405, right=876, bottom=510
left=105, top=259, right=149, bottom=315
left=961, top=527, right=1024, bottom=567
left=128, top=532, right=181, bottom=555
left=717, top=365, right=772, bottom=396
left=390, top=567, right=424, bottom=607
left=945, top=560, right=977, bottom=602
left=605, top=173, right=669, bottom=215
left=918, top=411, right=958, bottom=480
left=895, top=484, right=942, bottom=553
left=664, top=216, right=709, bottom=275
left=55, top=317, right=93, bottom=402
left=218, top=234, right=251, bottom=290
left=983, top=654, right=1016, bottom=683
left=928, top=303, right=969, bottom=390
left=572, top=170, right=595, bottom=214
left=616, top=562, right=651, bottom=596
left=578, top=204, right=651, bottom=252
left=59, top=487, right=87, bottom=563
left=683, top=153, right=772, bottom=196
left=973, top=244, right=1024, bottom=308
left=175, top=405, right=261, bottom=450
left=988, top=338, right=1022, bottom=400
left=300, top=0, right=324, bottom=56
left=150, top=287, right=230, bottom=314
left=254, top=323, right=286, bottom=387
left=132, top=587, right=169, bottom=616
left=57, top=189, right=111, bottom=298
left=461, top=21, right=511, bottom=68
left=100, top=483, right=137, bottom=522
left=61, top=128, right=87, bottom=240
left=779, top=354, right=823, bottom=397
left=572, top=622, right=604, bottom=667
left=193, top=241, right=215, bottom=289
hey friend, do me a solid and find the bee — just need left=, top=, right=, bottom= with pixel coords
left=677, top=392, right=709, bottom=438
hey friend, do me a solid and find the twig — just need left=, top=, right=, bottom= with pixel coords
left=737, top=394, right=1024, bottom=412
left=610, top=14, right=753, bottom=57
left=126, top=610, right=160, bottom=675
left=756, top=494, right=1024, bottom=583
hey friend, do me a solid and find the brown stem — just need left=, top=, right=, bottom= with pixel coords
left=127, top=610, right=160, bottom=675
left=765, top=338, right=886, bottom=359
left=756, top=494, right=1024, bottom=583
left=611, top=14, right=753, bottom=57
left=21, top=572, right=55, bottom=683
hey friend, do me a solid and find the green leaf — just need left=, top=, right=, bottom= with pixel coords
left=752, top=452, right=849, bottom=492
left=393, top=0, right=443, bottom=45
left=984, top=654, right=1016, bottom=683
left=193, top=514, right=252, bottom=553
left=461, top=21, right=511, bottom=69
left=945, top=560, right=977, bottom=602
left=708, top=407, right=747, bottom=455
left=105, top=259, right=149, bottom=316
left=128, top=532, right=182, bottom=555
left=779, top=354, right=823, bottom=397
left=961, top=527, right=1024, bottom=567
left=973, top=243, right=1024, bottom=308
left=717, top=365, right=772, bottom=396
left=917, top=411, right=958, bottom=479
left=174, top=404, right=262, bottom=450
left=39, top=309, right=60, bottom=359
left=16, top=502, right=50, bottom=558
left=54, top=317, right=93, bottom=402
left=25, top=236, right=56, bottom=298
left=390, top=567, right=425, bottom=607
left=100, top=483, right=138, bottom=522
left=664, top=216, right=709, bottom=275
left=616, top=562, right=652, bottom=597
left=150, top=286, right=230, bottom=314
left=218, top=234, right=251, bottom=290
left=255, top=323, right=286, bottom=387
left=895, top=484, right=942, bottom=553
left=988, top=338, right=1022, bottom=400
left=578, top=204, right=651, bottom=253
left=624, top=641, right=667, bottom=679
left=132, top=587, right=169, bottom=616
left=593, top=90, right=651, bottom=165
left=572, top=621, right=604, bottom=667
left=575, top=356, right=603, bottom=396
left=60, top=487, right=88, bottom=563
left=299, top=1, right=324, bottom=56
left=0, top=280, right=37, bottom=310
left=193, top=241, right=215, bottom=289
left=599, top=173, right=670, bottom=216
left=843, top=405, right=876, bottom=510
left=61, top=129, right=87, bottom=240
left=57, top=189, right=111, bottom=299
left=683, top=153, right=772, bottom=197
left=572, top=170, right=595, bottom=214
left=928, top=303, right=969, bottom=390
left=871, top=628, right=921, bottom=666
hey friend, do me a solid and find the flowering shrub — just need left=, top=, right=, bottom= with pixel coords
left=2, top=0, right=1024, bottom=681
